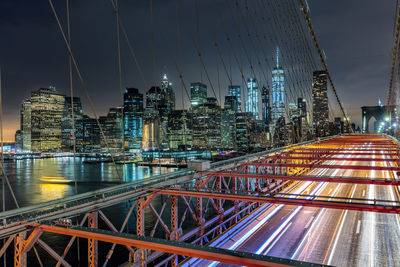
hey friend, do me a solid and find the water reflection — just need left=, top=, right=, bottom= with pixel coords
left=1, top=157, right=176, bottom=209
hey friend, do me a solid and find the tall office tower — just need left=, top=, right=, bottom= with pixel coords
left=190, top=82, right=207, bottom=108
left=100, top=107, right=124, bottom=153
left=20, top=99, right=31, bottom=151
left=245, top=78, right=259, bottom=120
left=15, top=130, right=23, bottom=152
left=261, top=86, right=271, bottom=130
left=271, top=48, right=285, bottom=129
left=159, top=74, right=175, bottom=149
left=204, top=98, right=221, bottom=148
left=161, top=74, right=175, bottom=111
left=236, top=112, right=251, bottom=152
left=228, top=85, right=241, bottom=112
left=221, top=96, right=238, bottom=149
left=30, top=87, right=65, bottom=151
left=298, top=97, right=309, bottom=141
left=312, top=70, right=329, bottom=137
left=124, top=88, right=144, bottom=151
left=61, top=97, right=83, bottom=151
left=142, top=108, right=161, bottom=151
left=76, top=115, right=101, bottom=153
left=167, top=110, right=193, bottom=150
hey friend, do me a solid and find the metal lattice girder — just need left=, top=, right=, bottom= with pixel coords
left=0, top=235, right=15, bottom=258
left=242, top=162, right=400, bottom=172
left=37, top=239, right=71, bottom=267
left=14, top=232, right=26, bottom=267
left=203, top=172, right=400, bottom=186
left=88, top=212, right=98, bottom=267
left=36, top=224, right=325, bottom=267
left=22, top=227, right=43, bottom=253
left=137, top=197, right=144, bottom=236
left=154, top=189, right=400, bottom=214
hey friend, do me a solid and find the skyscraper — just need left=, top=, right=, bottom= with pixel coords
left=221, top=96, right=238, bottom=149
left=61, top=97, right=83, bottom=151
left=245, top=78, right=259, bottom=120
left=123, top=88, right=143, bottom=150
left=100, top=107, right=124, bottom=152
left=190, top=82, right=207, bottom=108
left=312, top=70, right=329, bottom=137
left=30, top=87, right=65, bottom=151
left=161, top=74, right=175, bottom=111
left=20, top=99, right=31, bottom=151
left=261, top=86, right=271, bottom=130
left=228, top=85, right=241, bottom=112
left=271, top=48, right=285, bottom=129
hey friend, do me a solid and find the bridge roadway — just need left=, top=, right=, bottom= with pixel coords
left=186, top=140, right=400, bottom=266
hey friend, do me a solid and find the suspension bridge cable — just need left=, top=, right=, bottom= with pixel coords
left=48, top=0, right=122, bottom=180
left=298, top=0, right=353, bottom=133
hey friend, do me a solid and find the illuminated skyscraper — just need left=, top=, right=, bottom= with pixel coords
left=20, top=99, right=31, bottom=151
left=312, top=70, right=329, bottom=137
left=30, top=87, right=65, bottom=151
left=123, top=88, right=143, bottom=150
left=271, top=48, right=285, bottom=129
left=245, top=78, right=259, bottom=120
left=261, top=86, right=271, bottom=130
left=228, top=85, right=241, bottom=112
left=161, top=74, right=175, bottom=111
left=190, top=82, right=207, bottom=108
left=61, top=97, right=83, bottom=151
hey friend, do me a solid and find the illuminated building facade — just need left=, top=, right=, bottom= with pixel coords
left=76, top=115, right=101, bottom=153
left=221, top=96, right=238, bottom=149
left=228, top=85, right=241, bottom=112
left=30, top=87, right=65, bottom=151
left=123, top=88, right=143, bottom=150
left=61, top=97, right=83, bottom=151
left=261, top=86, right=271, bottom=131
left=100, top=107, right=123, bottom=152
left=167, top=110, right=192, bottom=150
left=271, top=48, right=285, bottom=130
left=312, top=70, right=329, bottom=137
left=245, top=78, right=259, bottom=120
left=236, top=112, right=251, bottom=151
left=190, top=82, right=207, bottom=108
left=20, top=99, right=31, bottom=151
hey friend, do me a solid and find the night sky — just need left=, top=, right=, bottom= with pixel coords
left=0, top=0, right=397, bottom=141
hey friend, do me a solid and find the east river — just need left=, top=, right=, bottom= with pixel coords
left=1, top=157, right=177, bottom=266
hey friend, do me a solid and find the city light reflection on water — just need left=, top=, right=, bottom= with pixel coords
left=2, top=156, right=176, bottom=209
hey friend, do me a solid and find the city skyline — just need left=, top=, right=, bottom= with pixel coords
left=0, top=0, right=397, bottom=140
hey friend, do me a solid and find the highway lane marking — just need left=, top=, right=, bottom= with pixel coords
left=263, top=222, right=293, bottom=255
left=304, top=216, right=314, bottom=229
left=356, top=219, right=361, bottom=234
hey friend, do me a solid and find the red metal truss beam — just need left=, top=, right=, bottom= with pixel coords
left=154, top=189, right=400, bottom=214
left=282, top=151, right=399, bottom=156
left=242, top=162, right=400, bottom=171
left=263, top=156, right=400, bottom=162
left=35, top=224, right=292, bottom=267
left=203, top=172, right=400, bottom=185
